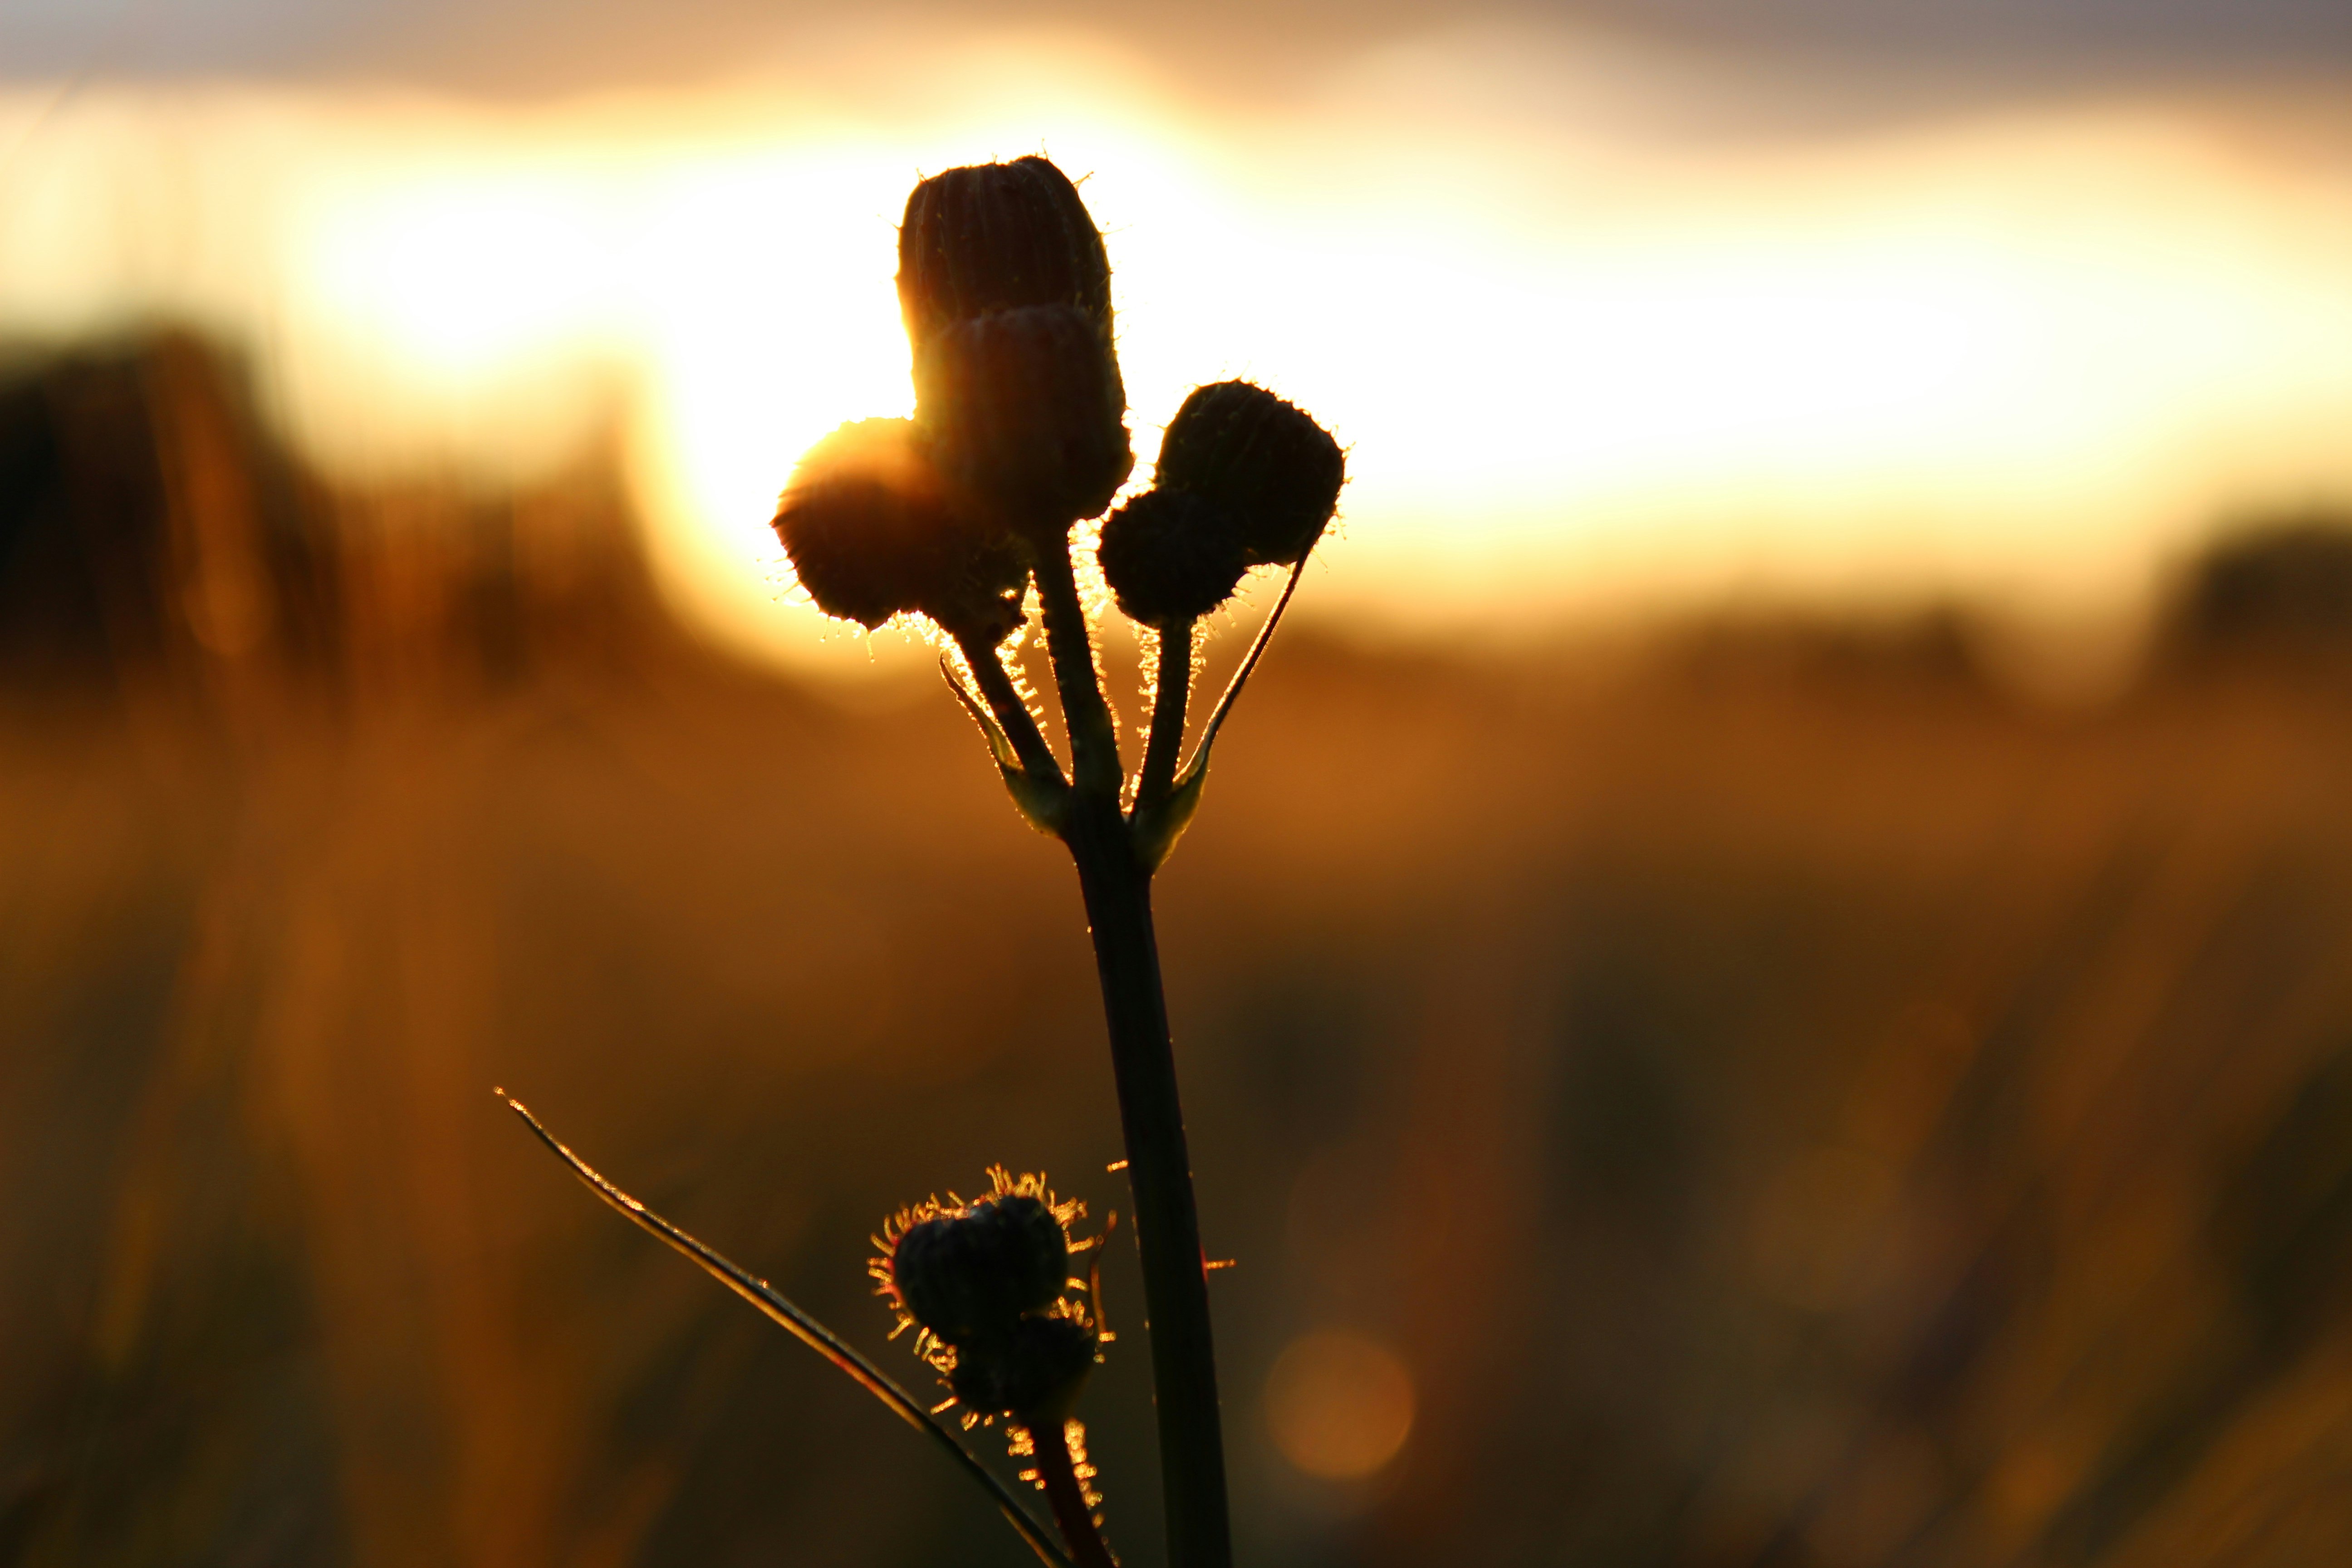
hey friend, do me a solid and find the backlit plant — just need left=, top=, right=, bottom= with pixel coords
left=508, top=152, right=1342, bottom=1568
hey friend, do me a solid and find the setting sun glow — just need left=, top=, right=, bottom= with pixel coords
left=6, top=27, right=2351, bottom=677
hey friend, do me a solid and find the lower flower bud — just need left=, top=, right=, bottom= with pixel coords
left=771, top=418, right=1028, bottom=642
left=949, top=1314, right=1099, bottom=1425
left=1097, top=489, right=1249, bottom=625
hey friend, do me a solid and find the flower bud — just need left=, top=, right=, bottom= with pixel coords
left=949, top=1314, right=1099, bottom=1424
left=898, top=157, right=1112, bottom=352
left=771, top=418, right=1028, bottom=642
left=916, top=304, right=1132, bottom=536
left=1155, top=380, right=1344, bottom=566
left=887, top=1191, right=1071, bottom=1345
left=1096, top=489, right=1249, bottom=625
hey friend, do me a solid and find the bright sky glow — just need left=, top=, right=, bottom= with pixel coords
left=4, top=25, right=2351, bottom=679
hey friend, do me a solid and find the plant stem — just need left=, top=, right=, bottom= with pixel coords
left=1031, top=541, right=1124, bottom=794
left=1030, top=1421, right=1120, bottom=1568
left=1136, top=618, right=1193, bottom=811
left=1062, top=795, right=1230, bottom=1568
left=1033, top=529, right=1228, bottom=1568
left=955, top=627, right=1066, bottom=783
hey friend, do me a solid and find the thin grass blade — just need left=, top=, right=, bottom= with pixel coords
left=499, top=1092, right=1078, bottom=1568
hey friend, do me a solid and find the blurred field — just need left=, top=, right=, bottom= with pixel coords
left=5, top=334, right=2352, bottom=1568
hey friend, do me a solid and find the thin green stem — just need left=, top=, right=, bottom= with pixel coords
left=1029, top=1421, right=1119, bottom=1568
left=1136, top=618, right=1193, bottom=812
left=1031, top=539, right=1124, bottom=796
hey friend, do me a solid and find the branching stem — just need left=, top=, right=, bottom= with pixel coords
left=954, top=626, right=1066, bottom=784
left=1032, top=538, right=1124, bottom=795
left=1022, top=519, right=1230, bottom=1568
left=1136, top=618, right=1193, bottom=811
left=1062, top=792, right=1230, bottom=1568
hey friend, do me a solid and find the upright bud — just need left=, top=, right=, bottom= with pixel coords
left=916, top=304, right=1132, bottom=537
left=899, top=157, right=1113, bottom=351
left=1097, top=489, right=1249, bottom=625
left=1156, top=380, right=1344, bottom=566
left=888, top=1191, right=1071, bottom=1346
left=771, top=418, right=1027, bottom=643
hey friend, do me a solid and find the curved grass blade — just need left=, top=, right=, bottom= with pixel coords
left=499, top=1092, right=1078, bottom=1568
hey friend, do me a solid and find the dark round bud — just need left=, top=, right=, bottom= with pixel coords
left=899, top=157, right=1112, bottom=352
left=888, top=1192, right=1071, bottom=1345
left=1097, top=489, right=1249, bottom=625
left=916, top=304, right=1132, bottom=536
left=771, top=419, right=1028, bottom=642
left=1156, top=380, right=1344, bottom=566
left=949, top=1314, right=1098, bottom=1423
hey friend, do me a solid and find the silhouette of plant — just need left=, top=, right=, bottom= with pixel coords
left=511, top=152, right=1342, bottom=1568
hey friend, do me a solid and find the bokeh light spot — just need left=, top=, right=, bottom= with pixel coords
left=1264, top=1328, right=1416, bottom=1481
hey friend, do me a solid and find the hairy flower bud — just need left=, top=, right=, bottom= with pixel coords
left=949, top=1314, right=1099, bottom=1424
left=1155, top=380, right=1344, bottom=566
left=1097, top=489, right=1249, bottom=625
left=771, top=419, right=1028, bottom=643
left=916, top=304, right=1132, bottom=536
left=898, top=157, right=1113, bottom=352
left=888, top=1191, right=1071, bottom=1345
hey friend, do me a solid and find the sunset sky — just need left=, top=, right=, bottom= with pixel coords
left=5, top=1, right=2350, bottom=677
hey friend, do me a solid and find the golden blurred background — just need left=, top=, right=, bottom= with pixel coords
left=4, top=20, right=2351, bottom=679
left=6, top=5, right=2352, bottom=1565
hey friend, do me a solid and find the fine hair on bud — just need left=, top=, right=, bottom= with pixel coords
left=899, top=157, right=1112, bottom=351
left=917, top=304, right=1133, bottom=536
left=1097, top=489, right=1249, bottom=625
left=1155, top=380, right=1345, bottom=566
left=772, top=418, right=1029, bottom=642
left=889, top=1191, right=1071, bottom=1346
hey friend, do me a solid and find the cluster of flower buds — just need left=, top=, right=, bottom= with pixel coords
left=877, top=1173, right=1099, bottom=1426
left=1098, top=380, right=1345, bottom=626
left=771, top=155, right=1136, bottom=646
left=774, top=152, right=1344, bottom=657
